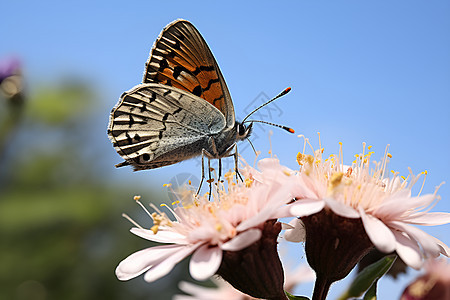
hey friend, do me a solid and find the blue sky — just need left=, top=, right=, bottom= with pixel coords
left=2, top=1, right=450, bottom=298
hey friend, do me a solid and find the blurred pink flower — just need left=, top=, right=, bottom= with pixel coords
left=401, top=258, right=450, bottom=300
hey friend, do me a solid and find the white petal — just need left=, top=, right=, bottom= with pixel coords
left=359, top=208, right=396, bottom=253
left=189, top=245, right=222, bottom=281
left=390, top=221, right=442, bottom=257
left=177, top=281, right=218, bottom=299
left=283, top=218, right=305, bottom=243
left=143, top=243, right=199, bottom=282
left=430, top=235, right=450, bottom=257
left=325, top=198, right=360, bottom=218
left=392, top=230, right=423, bottom=270
left=130, top=228, right=188, bottom=244
left=116, top=244, right=185, bottom=281
left=290, top=199, right=325, bottom=217
left=221, top=229, right=262, bottom=251
left=402, top=212, right=450, bottom=226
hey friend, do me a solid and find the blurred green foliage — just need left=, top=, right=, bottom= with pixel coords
left=0, top=79, right=191, bottom=300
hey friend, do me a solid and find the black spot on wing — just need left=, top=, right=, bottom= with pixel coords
left=126, top=132, right=132, bottom=144
left=158, top=59, right=168, bottom=72
left=159, top=113, right=170, bottom=140
left=173, top=65, right=189, bottom=79
left=129, top=115, right=135, bottom=127
left=192, top=85, right=202, bottom=97
left=150, top=91, right=156, bottom=102
left=192, top=65, right=214, bottom=76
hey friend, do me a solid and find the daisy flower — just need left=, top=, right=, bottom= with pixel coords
left=282, top=137, right=450, bottom=299
left=116, top=167, right=297, bottom=299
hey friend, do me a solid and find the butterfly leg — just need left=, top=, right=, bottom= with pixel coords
left=197, top=148, right=216, bottom=197
left=233, top=146, right=243, bottom=182
left=218, top=158, right=222, bottom=182
left=196, top=149, right=207, bottom=195
left=207, top=158, right=213, bottom=200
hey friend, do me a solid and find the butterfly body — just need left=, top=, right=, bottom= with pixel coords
left=108, top=19, right=254, bottom=171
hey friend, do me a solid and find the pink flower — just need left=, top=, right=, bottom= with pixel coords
left=286, top=141, right=450, bottom=270
left=116, top=165, right=296, bottom=284
left=401, top=258, right=450, bottom=300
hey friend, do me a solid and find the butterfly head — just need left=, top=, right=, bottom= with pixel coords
left=236, top=122, right=253, bottom=141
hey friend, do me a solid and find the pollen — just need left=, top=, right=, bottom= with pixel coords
left=151, top=225, right=159, bottom=234
left=134, top=195, right=141, bottom=201
left=215, top=223, right=222, bottom=232
left=296, top=152, right=304, bottom=165
left=245, top=177, right=253, bottom=188
left=387, top=153, right=392, bottom=158
left=330, top=172, right=344, bottom=189
left=163, top=183, right=172, bottom=187
left=172, top=200, right=180, bottom=206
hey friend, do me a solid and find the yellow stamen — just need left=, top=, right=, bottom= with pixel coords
left=245, top=178, right=253, bottom=188
left=151, top=225, right=159, bottom=234
left=330, top=172, right=344, bottom=188
left=296, top=152, right=304, bottom=165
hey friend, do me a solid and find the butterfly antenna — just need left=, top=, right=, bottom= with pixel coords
left=244, top=120, right=295, bottom=134
left=242, top=87, right=292, bottom=123
left=246, top=137, right=258, bottom=155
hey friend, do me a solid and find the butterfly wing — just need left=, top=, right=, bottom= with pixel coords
left=143, top=19, right=235, bottom=128
left=108, top=83, right=226, bottom=170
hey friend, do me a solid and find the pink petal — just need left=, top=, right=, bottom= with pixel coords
left=130, top=228, right=188, bottom=244
left=325, top=198, right=360, bottom=218
left=189, top=245, right=222, bottom=281
left=291, top=175, right=320, bottom=199
left=236, top=183, right=293, bottom=231
left=430, top=235, right=450, bottom=257
left=143, top=243, right=200, bottom=282
left=283, top=218, right=305, bottom=242
left=390, top=221, right=442, bottom=257
left=221, top=229, right=262, bottom=251
left=402, top=212, right=450, bottom=226
left=290, top=199, right=325, bottom=217
left=116, top=244, right=186, bottom=281
left=392, top=230, right=423, bottom=270
left=359, top=208, right=396, bottom=253
left=177, top=281, right=220, bottom=299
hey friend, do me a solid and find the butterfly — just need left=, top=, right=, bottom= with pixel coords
left=108, top=19, right=292, bottom=173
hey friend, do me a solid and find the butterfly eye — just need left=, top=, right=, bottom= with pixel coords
left=238, top=123, right=246, bottom=136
